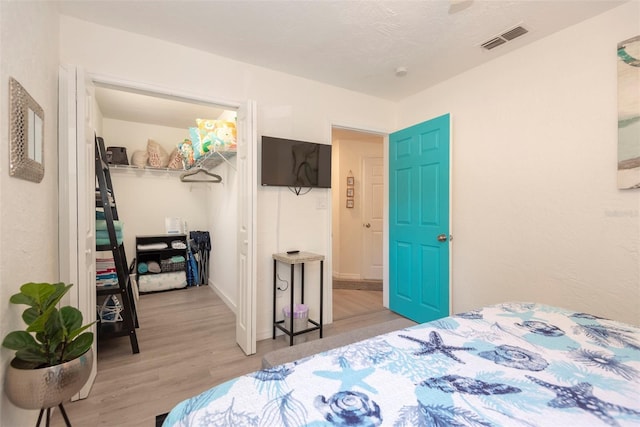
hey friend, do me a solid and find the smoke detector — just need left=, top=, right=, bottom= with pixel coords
left=481, top=25, right=529, bottom=50
left=395, top=66, right=408, bottom=77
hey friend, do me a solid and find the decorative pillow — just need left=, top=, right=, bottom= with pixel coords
left=147, top=139, right=170, bottom=167
left=131, top=150, right=149, bottom=168
left=178, top=139, right=195, bottom=168
left=188, top=127, right=205, bottom=160
left=167, top=148, right=184, bottom=170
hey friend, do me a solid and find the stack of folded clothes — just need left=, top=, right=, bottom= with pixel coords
left=96, top=257, right=118, bottom=288
left=95, top=212, right=124, bottom=246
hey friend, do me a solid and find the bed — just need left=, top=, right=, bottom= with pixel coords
left=163, top=302, right=640, bottom=426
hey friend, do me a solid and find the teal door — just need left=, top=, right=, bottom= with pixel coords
left=389, top=114, right=450, bottom=323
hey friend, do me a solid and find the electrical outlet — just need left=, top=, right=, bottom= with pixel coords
left=316, top=197, right=327, bottom=210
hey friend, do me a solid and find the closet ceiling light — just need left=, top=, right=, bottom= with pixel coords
left=395, top=67, right=408, bottom=77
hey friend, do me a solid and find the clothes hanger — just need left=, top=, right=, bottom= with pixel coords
left=180, top=167, right=222, bottom=183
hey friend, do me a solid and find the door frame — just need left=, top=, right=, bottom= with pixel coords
left=329, top=123, right=390, bottom=314
left=60, top=69, right=259, bottom=356
left=330, top=119, right=453, bottom=314
left=59, top=65, right=96, bottom=400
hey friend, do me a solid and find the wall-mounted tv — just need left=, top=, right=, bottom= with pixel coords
left=261, top=136, right=332, bottom=188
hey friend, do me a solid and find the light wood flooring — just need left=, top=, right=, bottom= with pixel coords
left=49, top=286, right=398, bottom=426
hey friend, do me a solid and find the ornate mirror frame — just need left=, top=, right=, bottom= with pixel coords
left=9, top=77, right=44, bottom=183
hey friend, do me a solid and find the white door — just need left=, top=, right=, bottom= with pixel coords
left=236, top=100, right=257, bottom=355
left=362, top=157, right=383, bottom=280
left=58, top=65, right=97, bottom=398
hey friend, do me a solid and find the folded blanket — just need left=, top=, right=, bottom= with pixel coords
left=137, top=262, right=148, bottom=274
left=147, top=261, right=161, bottom=273
left=137, top=243, right=168, bottom=251
left=171, top=241, right=187, bottom=249
left=171, top=255, right=186, bottom=263
left=95, top=219, right=123, bottom=231
left=96, top=236, right=123, bottom=246
left=96, top=230, right=123, bottom=241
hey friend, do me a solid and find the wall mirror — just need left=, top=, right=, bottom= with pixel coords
left=9, top=77, right=44, bottom=183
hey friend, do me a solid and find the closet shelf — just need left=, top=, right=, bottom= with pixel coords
left=109, top=150, right=237, bottom=175
left=196, top=150, right=237, bottom=170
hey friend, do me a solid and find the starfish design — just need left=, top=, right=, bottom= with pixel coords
left=526, top=375, right=640, bottom=427
left=399, top=331, right=475, bottom=363
left=313, top=356, right=377, bottom=393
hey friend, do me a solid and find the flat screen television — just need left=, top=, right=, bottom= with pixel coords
left=261, top=136, right=332, bottom=188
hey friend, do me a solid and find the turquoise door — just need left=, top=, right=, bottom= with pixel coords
left=389, top=114, right=450, bottom=323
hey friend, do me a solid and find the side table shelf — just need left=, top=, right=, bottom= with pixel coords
left=272, top=251, right=324, bottom=346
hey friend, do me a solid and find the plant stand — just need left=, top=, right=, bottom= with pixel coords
left=36, top=404, right=71, bottom=427
left=4, top=349, right=93, bottom=427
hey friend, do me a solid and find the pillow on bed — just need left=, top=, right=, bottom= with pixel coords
left=147, top=139, right=170, bottom=167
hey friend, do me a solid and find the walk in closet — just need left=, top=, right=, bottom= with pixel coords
left=93, top=85, right=239, bottom=332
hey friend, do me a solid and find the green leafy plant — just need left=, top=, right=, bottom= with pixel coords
left=2, top=282, right=94, bottom=368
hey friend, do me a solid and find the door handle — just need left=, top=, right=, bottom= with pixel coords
left=364, top=223, right=371, bottom=228
left=437, top=234, right=448, bottom=242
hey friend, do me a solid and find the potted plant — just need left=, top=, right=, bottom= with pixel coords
left=2, top=282, right=95, bottom=414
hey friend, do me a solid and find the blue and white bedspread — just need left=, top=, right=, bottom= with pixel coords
left=164, top=303, right=640, bottom=426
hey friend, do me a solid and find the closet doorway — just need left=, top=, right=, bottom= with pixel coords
left=89, top=82, right=256, bottom=355
left=59, top=68, right=258, bottom=394
left=330, top=127, right=385, bottom=321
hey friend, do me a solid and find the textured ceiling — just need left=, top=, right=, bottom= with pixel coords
left=58, top=0, right=627, bottom=102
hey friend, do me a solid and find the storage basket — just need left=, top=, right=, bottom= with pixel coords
left=161, top=258, right=186, bottom=272
left=97, top=295, right=123, bottom=323
left=283, top=304, right=309, bottom=340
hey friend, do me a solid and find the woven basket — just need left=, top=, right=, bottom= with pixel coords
left=161, top=259, right=185, bottom=272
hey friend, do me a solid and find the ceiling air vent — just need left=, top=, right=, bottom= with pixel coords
left=481, top=37, right=507, bottom=50
left=502, top=26, right=528, bottom=41
left=481, top=25, right=529, bottom=50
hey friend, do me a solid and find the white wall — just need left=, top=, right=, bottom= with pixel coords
left=398, top=2, right=640, bottom=326
left=102, top=119, right=212, bottom=264
left=0, top=2, right=60, bottom=425
left=59, top=16, right=397, bottom=340
left=102, top=117, right=188, bottom=157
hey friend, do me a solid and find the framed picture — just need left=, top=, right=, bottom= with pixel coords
left=617, top=35, right=640, bottom=189
left=346, top=199, right=354, bottom=208
left=347, top=176, right=354, bottom=186
left=346, top=188, right=354, bottom=197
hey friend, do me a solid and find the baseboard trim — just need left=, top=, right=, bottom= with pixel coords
left=333, top=278, right=382, bottom=291
left=209, top=280, right=236, bottom=314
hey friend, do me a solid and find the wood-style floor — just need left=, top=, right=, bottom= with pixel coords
left=50, top=286, right=399, bottom=426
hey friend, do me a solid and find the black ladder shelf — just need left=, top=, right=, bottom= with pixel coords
left=95, top=136, right=140, bottom=354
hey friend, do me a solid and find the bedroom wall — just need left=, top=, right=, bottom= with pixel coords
left=0, top=2, right=60, bottom=425
left=397, top=1, right=640, bottom=325
left=59, top=15, right=397, bottom=339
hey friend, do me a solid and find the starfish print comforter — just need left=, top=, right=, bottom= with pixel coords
left=163, top=303, right=640, bottom=427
